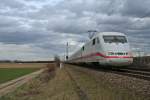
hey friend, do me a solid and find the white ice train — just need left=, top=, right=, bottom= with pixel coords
left=68, top=32, right=133, bottom=66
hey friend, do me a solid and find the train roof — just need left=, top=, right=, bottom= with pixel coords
left=92, top=32, right=126, bottom=39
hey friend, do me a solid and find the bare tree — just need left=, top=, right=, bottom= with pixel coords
left=54, top=55, right=60, bottom=67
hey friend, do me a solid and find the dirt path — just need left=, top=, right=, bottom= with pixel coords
left=0, top=69, right=44, bottom=97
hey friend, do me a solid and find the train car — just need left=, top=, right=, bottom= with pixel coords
left=68, top=32, right=133, bottom=66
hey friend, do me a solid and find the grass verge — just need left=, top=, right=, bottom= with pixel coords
left=0, top=64, right=80, bottom=100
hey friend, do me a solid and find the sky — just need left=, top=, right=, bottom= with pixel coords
left=0, top=0, right=150, bottom=60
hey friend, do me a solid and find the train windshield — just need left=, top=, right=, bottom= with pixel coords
left=103, top=35, right=127, bottom=43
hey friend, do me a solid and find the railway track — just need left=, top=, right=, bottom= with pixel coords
left=109, top=68, right=150, bottom=81
left=123, top=66, right=150, bottom=72
left=72, top=64, right=150, bottom=81
left=65, top=64, right=150, bottom=99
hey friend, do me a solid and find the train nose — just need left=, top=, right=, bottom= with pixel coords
left=107, top=58, right=133, bottom=66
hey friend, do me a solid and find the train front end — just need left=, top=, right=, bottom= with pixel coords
left=101, top=32, right=133, bottom=66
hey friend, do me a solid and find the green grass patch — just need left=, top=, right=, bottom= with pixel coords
left=0, top=68, right=39, bottom=84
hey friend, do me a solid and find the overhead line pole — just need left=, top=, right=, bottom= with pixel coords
left=88, top=30, right=97, bottom=39
left=66, top=42, right=69, bottom=61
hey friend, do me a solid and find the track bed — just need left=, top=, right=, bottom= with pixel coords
left=65, top=64, right=150, bottom=100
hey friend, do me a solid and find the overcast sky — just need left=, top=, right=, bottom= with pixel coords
left=0, top=0, right=150, bottom=60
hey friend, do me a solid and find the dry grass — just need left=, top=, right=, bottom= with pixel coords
left=0, top=63, right=80, bottom=100
left=1, top=63, right=146, bottom=100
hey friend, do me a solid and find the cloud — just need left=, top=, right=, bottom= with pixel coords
left=0, top=0, right=150, bottom=60
left=47, top=15, right=97, bottom=34
left=121, top=0, right=150, bottom=18
left=0, top=43, right=53, bottom=61
left=0, top=0, right=25, bottom=9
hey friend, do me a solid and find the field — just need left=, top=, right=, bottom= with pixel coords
left=0, top=68, right=38, bottom=84
left=0, top=63, right=48, bottom=68
left=0, top=63, right=47, bottom=84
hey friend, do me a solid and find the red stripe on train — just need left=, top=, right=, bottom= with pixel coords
left=95, top=52, right=132, bottom=58
left=70, top=52, right=132, bottom=61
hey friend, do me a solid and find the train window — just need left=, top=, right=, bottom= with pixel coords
left=103, top=35, right=127, bottom=43
left=92, top=38, right=96, bottom=45
left=108, top=52, right=115, bottom=55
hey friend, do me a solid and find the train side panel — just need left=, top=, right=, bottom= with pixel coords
left=68, top=32, right=133, bottom=66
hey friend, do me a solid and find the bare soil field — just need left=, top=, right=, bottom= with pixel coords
left=0, top=63, right=48, bottom=68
